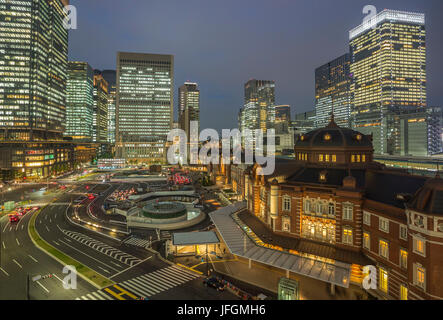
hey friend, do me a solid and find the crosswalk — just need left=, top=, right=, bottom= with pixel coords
left=61, top=229, right=142, bottom=266
left=75, top=265, right=200, bottom=300
left=123, top=236, right=151, bottom=249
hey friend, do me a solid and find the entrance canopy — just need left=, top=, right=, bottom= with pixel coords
left=172, top=231, right=220, bottom=246
left=209, top=202, right=351, bottom=288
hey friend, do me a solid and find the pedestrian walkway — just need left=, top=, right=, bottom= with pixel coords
left=75, top=265, right=200, bottom=300
left=61, top=229, right=142, bottom=266
left=123, top=236, right=150, bottom=248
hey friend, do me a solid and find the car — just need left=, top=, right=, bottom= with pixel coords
left=203, top=277, right=224, bottom=291
left=8, top=214, right=19, bottom=223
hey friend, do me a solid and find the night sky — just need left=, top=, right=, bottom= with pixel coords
left=68, top=0, right=443, bottom=132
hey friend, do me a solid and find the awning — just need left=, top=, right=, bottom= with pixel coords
left=209, top=202, right=351, bottom=288
left=172, top=231, right=220, bottom=246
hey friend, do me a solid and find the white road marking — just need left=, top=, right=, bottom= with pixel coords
left=2, top=222, right=9, bottom=233
left=58, top=239, right=120, bottom=273
left=45, top=226, right=50, bottom=232
left=0, top=267, right=9, bottom=276
left=36, top=281, right=50, bottom=293
left=9, top=226, right=12, bottom=232
left=28, top=255, right=38, bottom=263
left=64, top=238, right=72, bottom=242
left=2, top=241, right=5, bottom=249
left=16, top=238, right=20, bottom=246
left=12, top=259, right=22, bottom=269
left=21, top=225, right=24, bottom=230
left=97, top=266, right=110, bottom=274
left=53, top=241, right=60, bottom=246
left=52, top=274, right=63, bottom=283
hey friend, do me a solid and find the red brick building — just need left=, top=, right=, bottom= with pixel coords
left=238, top=117, right=443, bottom=300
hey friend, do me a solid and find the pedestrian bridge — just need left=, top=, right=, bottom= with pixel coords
left=209, top=202, right=351, bottom=288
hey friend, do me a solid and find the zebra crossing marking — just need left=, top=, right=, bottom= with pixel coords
left=75, top=265, right=200, bottom=300
left=123, top=236, right=151, bottom=248
left=60, top=229, right=142, bottom=266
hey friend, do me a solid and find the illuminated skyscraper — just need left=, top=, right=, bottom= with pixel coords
left=65, top=62, right=94, bottom=141
left=116, top=52, right=173, bottom=164
left=100, top=70, right=117, bottom=145
left=315, top=54, right=351, bottom=128
left=178, top=82, right=200, bottom=141
left=275, top=105, right=291, bottom=134
left=0, top=0, right=73, bottom=179
left=349, top=9, right=426, bottom=155
left=92, top=73, right=109, bottom=143
left=240, top=79, right=275, bottom=145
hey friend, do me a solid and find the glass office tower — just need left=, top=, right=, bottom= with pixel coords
left=116, top=52, right=174, bottom=164
left=178, top=82, right=200, bottom=141
left=315, top=54, right=351, bottom=128
left=65, top=62, right=94, bottom=141
left=93, top=74, right=109, bottom=144
left=0, top=0, right=73, bottom=180
left=241, top=79, right=275, bottom=145
left=349, top=9, right=426, bottom=155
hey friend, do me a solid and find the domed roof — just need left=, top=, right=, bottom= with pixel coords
left=295, top=116, right=373, bottom=149
left=408, top=175, right=443, bottom=215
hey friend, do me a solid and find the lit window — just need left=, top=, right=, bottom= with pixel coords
left=400, top=249, right=408, bottom=269
left=362, top=155, right=366, bottom=162
left=413, top=237, right=425, bottom=256
left=319, top=154, right=324, bottom=162
left=414, top=264, right=426, bottom=289
left=325, top=154, right=330, bottom=162
left=379, top=268, right=388, bottom=293
left=332, top=155, right=337, bottom=162
left=363, top=233, right=370, bottom=250
left=400, top=284, right=408, bottom=300
left=379, top=240, right=389, bottom=259
left=343, top=228, right=353, bottom=245
left=356, top=155, right=361, bottom=163
left=324, top=133, right=331, bottom=141
left=351, top=155, right=355, bottom=163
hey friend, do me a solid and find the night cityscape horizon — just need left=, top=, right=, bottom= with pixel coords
left=1, top=0, right=443, bottom=310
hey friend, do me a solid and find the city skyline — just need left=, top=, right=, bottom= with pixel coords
left=68, top=0, right=443, bottom=132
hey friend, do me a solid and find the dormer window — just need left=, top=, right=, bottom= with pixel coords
left=324, top=133, right=331, bottom=141
left=356, top=134, right=362, bottom=141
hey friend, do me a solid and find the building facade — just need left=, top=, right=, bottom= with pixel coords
left=315, top=54, right=351, bottom=128
left=178, top=82, right=200, bottom=141
left=229, top=116, right=443, bottom=300
left=98, top=70, right=117, bottom=145
left=92, top=73, right=109, bottom=144
left=0, top=0, right=72, bottom=179
left=65, top=62, right=94, bottom=141
left=240, top=80, right=276, bottom=145
left=115, top=52, right=174, bottom=164
left=275, top=105, right=291, bottom=134
left=349, top=9, right=427, bottom=155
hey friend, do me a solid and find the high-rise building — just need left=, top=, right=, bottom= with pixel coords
left=292, top=110, right=316, bottom=135
left=65, top=62, right=94, bottom=141
left=92, top=74, right=109, bottom=144
left=349, top=9, right=426, bottom=155
left=178, top=82, right=200, bottom=141
left=100, top=70, right=117, bottom=145
left=275, top=105, right=291, bottom=134
left=240, top=79, right=275, bottom=144
left=0, top=0, right=73, bottom=180
left=427, top=106, right=443, bottom=156
left=116, top=52, right=174, bottom=164
left=315, top=54, right=351, bottom=128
